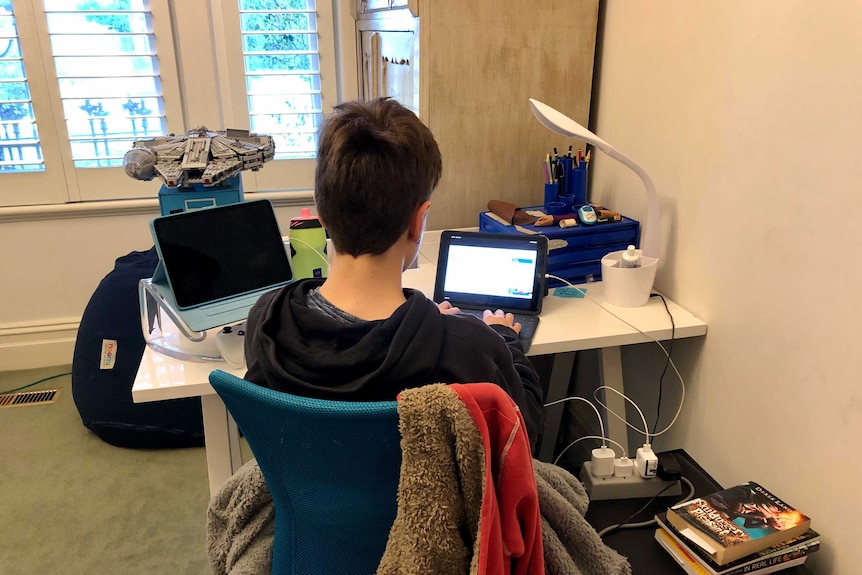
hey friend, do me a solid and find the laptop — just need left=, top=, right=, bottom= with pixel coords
left=434, top=230, right=548, bottom=352
left=149, top=199, right=294, bottom=332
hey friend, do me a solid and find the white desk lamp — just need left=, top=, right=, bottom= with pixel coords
left=528, top=98, right=660, bottom=259
left=529, top=98, right=660, bottom=306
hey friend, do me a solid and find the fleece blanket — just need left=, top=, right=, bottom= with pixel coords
left=533, top=459, right=631, bottom=575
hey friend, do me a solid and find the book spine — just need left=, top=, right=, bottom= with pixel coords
left=737, top=557, right=806, bottom=575
left=655, top=529, right=713, bottom=575
left=660, top=514, right=724, bottom=567
left=730, top=541, right=819, bottom=575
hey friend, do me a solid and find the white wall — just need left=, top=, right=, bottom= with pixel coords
left=0, top=202, right=313, bottom=370
left=591, top=3, right=862, bottom=573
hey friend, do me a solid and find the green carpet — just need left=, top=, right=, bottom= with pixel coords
left=0, top=366, right=243, bottom=575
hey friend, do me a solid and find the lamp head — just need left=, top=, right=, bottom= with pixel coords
left=528, top=98, right=612, bottom=154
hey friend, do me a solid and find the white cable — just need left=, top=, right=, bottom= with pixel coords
left=592, top=385, right=650, bottom=445
left=546, top=273, right=686, bottom=439
left=553, top=435, right=627, bottom=466
left=596, top=475, right=696, bottom=538
left=544, top=396, right=606, bottom=448
left=286, top=236, right=330, bottom=267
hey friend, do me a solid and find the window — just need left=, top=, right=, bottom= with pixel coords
left=1, top=0, right=67, bottom=205
left=43, top=0, right=170, bottom=169
left=214, top=0, right=338, bottom=193
left=0, top=0, right=343, bottom=208
left=1, top=0, right=181, bottom=205
left=241, top=1, right=322, bottom=160
left=0, top=2, right=43, bottom=173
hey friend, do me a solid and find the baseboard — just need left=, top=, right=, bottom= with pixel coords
left=0, top=319, right=78, bottom=371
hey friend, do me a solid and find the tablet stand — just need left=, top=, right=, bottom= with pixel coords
left=138, top=278, right=223, bottom=362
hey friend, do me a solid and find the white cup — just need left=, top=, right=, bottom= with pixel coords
left=600, top=249, right=659, bottom=307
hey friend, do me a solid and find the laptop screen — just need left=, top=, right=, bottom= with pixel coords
left=434, top=231, right=548, bottom=314
left=150, top=200, right=293, bottom=309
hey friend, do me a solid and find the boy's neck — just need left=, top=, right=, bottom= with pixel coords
left=317, top=249, right=412, bottom=321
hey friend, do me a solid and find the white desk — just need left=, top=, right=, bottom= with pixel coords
left=133, top=230, right=707, bottom=495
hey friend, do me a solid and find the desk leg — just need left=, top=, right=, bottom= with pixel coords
left=538, top=351, right=576, bottom=462
left=599, top=346, right=629, bottom=456
left=201, top=394, right=244, bottom=497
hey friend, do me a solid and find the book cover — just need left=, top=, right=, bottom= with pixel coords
left=655, top=528, right=809, bottom=575
left=655, top=513, right=820, bottom=575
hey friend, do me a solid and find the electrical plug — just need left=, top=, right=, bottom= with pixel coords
left=590, top=445, right=615, bottom=477
left=635, top=444, right=658, bottom=478
left=613, top=456, right=634, bottom=478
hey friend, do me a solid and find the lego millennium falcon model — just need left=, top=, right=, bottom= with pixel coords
left=122, top=127, right=275, bottom=187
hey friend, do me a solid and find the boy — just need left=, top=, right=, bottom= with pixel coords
left=243, top=97, right=544, bottom=451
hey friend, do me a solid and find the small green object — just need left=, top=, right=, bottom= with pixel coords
left=553, top=286, right=586, bottom=298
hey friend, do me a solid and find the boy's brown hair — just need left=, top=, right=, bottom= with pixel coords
left=314, top=98, right=442, bottom=256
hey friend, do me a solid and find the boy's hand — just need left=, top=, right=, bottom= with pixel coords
left=483, top=309, right=521, bottom=334
left=437, top=301, right=461, bottom=315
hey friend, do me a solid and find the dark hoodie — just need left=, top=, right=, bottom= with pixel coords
left=244, top=279, right=545, bottom=451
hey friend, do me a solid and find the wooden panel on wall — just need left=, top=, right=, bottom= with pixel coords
left=420, top=1, right=599, bottom=230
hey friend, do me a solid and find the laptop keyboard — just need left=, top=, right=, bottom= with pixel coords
left=458, top=309, right=539, bottom=346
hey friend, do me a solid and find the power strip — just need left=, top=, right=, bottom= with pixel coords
left=581, top=461, right=682, bottom=500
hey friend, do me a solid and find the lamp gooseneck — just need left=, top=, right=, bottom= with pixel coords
left=528, top=98, right=660, bottom=259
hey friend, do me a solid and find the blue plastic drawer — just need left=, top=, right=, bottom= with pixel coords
left=478, top=208, right=640, bottom=286
left=546, top=260, right=603, bottom=288
left=548, top=240, right=634, bottom=268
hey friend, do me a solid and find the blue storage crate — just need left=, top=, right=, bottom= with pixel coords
left=479, top=207, right=640, bottom=288
left=158, top=175, right=244, bottom=216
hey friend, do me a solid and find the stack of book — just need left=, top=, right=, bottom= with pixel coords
left=654, top=481, right=820, bottom=575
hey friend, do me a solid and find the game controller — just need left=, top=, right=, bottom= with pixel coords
left=215, top=322, right=247, bottom=369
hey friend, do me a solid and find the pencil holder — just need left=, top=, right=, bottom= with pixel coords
left=570, top=165, right=589, bottom=205
left=559, top=194, right=575, bottom=213
left=559, top=156, right=574, bottom=187
left=545, top=201, right=567, bottom=215
left=601, top=249, right=658, bottom=307
left=543, top=182, right=560, bottom=208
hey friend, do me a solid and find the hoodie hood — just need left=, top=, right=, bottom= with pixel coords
left=246, top=280, right=447, bottom=400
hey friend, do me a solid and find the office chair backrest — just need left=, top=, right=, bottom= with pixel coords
left=209, top=370, right=402, bottom=575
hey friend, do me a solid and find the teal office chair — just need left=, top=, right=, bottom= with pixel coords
left=208, top=370, right=402, bottom=575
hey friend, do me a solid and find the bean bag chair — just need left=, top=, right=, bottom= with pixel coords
left=72, top=248, right=205, bottom=448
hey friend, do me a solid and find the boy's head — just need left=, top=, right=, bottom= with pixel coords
left=314, top=97, right=442, bottom=257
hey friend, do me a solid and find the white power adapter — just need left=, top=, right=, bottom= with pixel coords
left=635, top=444, right=658, bottom=478
left=613, top=456, right=634, bottom=478
left=590, top=446, right=615, bottom=477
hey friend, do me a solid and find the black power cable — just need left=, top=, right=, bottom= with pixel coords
left=650, top=293, right=675, bottom=436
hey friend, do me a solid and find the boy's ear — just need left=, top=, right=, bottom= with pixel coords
left=407, top=200, right=431, bottom=242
